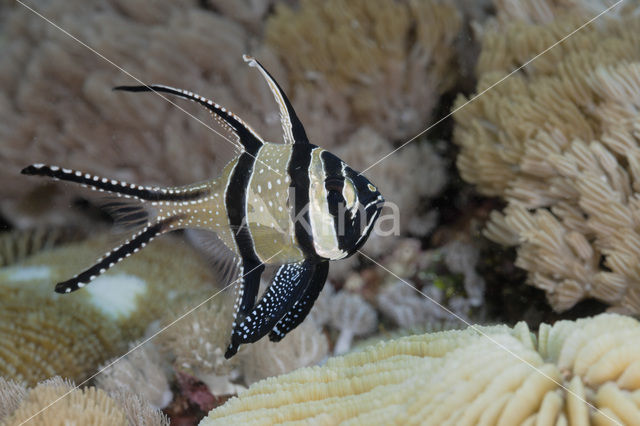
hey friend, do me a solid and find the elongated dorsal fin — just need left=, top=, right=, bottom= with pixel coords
left=243, top=54, right=309, bottom=145
left=113, top=85, right=264, bottom=153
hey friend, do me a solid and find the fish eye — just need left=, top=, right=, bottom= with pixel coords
left=367, top=183, right=376, bottom=192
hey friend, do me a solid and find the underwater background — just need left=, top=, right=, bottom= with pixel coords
left=2, top=0, right=640, bottom=424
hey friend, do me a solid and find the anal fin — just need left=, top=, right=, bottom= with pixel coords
left=225, top=260, right=315, bottom=358
left=55, top=220, right=170, bottom=293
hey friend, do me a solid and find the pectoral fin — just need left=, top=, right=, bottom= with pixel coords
left=225, top=260, right=315, bottom=358
left=269, top=261, right=329, bottom=342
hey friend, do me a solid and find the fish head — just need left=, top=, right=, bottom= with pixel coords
left=307, top=150, right=384, bottom=260
left=338, top=164, right=385, bottom=255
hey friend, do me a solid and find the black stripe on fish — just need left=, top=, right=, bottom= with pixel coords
left=226, top=147, right=265, bottom=349
left=113, top=85, right=263, bottom=153
left=21, top=164, right=205, bottom=202
left=288, top=143, right=320, bottom=260
left=54, top=219, right=173, bottom=293
left=225, top=259, right=316, bottom=358
left=269, top=260, right=329, bottom=342
left=321, top=151, right=356, bottom=254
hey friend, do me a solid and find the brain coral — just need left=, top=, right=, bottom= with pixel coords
left=452, top=1, right=640, bottom=313
left=201, top=313, right=640, bottom=425
left=1, top=376, right=168, bottom=425
left=0, top=233, right=214, bottom=386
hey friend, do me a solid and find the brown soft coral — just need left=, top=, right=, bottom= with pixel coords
left=201, top=313, right=640, bottom=425
left=265, top=0, right=462, bottom=143
left=0, top=0, right=284, bottom=225
left=453, top=1, right=640, bottom=313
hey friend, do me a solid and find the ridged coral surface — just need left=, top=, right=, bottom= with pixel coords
left=1, top=376, right=169, bottom=425
left=0, top=234, right=214, bottom=385
left=453, top=0, right=640, bottom=313
left=3, top=378, right=126, bottom=426
left=200, top=314, right=640, bottom=425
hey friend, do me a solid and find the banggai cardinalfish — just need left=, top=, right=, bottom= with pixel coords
left=22, top=55, right=384, bottom=357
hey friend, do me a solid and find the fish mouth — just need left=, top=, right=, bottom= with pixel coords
left=350, top=194, right=384, bottom=253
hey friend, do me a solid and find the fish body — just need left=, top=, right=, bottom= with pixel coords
left=22, top=55, right=384, bottom=357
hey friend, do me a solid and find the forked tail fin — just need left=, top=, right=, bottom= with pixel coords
left=21, top=164, right=205, bottom=202
left=55, top=219, right=174, bottom=293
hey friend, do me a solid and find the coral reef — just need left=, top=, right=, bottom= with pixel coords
left=0, top=0, right=284, bottom=225
left=266, top=0, right=461, bottom=142
left=0, top=378, right=27, bottom=421
left=377, top=280, right=449, bottom=328
left=0, top=274, right=126, bottom=387
left=157, top=290, right=241, bottom=394
left=1, top=376, right=168, bottom=425
left=453, top=1, right=640, bottom=313
left=238, top=319, right=329, bottom=385
left=325, top=130, right=449, bottom=285
left=200, top=0, right=277, bottom=32
left=95, top=341, right=173, bottom=410
left=326, top=290, right=377, bottom=355
left=0, top=226, right=85, bottom=267
left=487, top=0, right=637, bottom=26
left=0, top=234, right=214, bottom=385
left=334, top=128, right=448, bottom=238
left=364, top=237, right=486, bottom=330
left=201, top=313, right=640, bottom=425
left=158, top=287, right=329, bottom=390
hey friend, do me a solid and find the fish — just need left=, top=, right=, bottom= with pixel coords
left=21, top=55, right=384, bottom=358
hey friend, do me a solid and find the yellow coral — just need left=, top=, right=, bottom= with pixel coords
left=0, top=234, right=214, bottom=385
left=453, top=1, right=640, bottom=312
left=201, top=314, right=640, bottom=425
left=0, top=378, right=26, bottom=421
left=1, top=377, right=169, bottom=425
left=266, top=0, right=461, bottom=142
left=3, top=378, right=126, bottom=426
